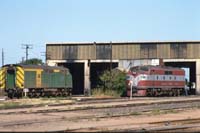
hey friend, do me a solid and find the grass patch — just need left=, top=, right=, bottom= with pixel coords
left=106, top=112, right=113, bottom=116
left=0, top=102, right=21, bottom=109
left=151, top=109, right=161, bottom=115
left=162, top=109, right=178, bottom=114
left=91, top=88, right=121, bottom=98
left=130, top=112, right=141, bottom=116
left=0, top=98, right=74, bottom=110
left=149, top=109, right=179, bottom=115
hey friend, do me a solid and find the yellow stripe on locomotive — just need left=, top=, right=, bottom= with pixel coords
left=16, top=66, right=24, bottom=88
left=0, top=68, right=6, bottom=89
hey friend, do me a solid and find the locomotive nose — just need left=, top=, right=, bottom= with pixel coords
left=126, top=75, right=134, bottom=88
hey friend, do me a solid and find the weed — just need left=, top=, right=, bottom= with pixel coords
left=130, top=112, right=141, bottom=116
left=106, top=112, right=112, bottom=116
left=151, top=109, right=161, bottom=115
left=61, top=116, right=67, bottom=120
left=95, top=118, right=100, bottom=121
left=0, top=102, right=20, bottom=109
left=92, top=88, right=121, bottom=98
left=150, top=109, right=178, bottom=115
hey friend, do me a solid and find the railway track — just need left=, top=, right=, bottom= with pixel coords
left=1, top=100, right=200, bottom=131
left=123, top=118, right=200, bottom=132
left=0, top=96, right=200, bottom=115
left=64, top=116, right=200, bottom=132
left=1, top=96, right=200, bottom=132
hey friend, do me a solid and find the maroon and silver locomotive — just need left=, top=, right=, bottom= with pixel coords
left=126, top=65, right=185, bottom=96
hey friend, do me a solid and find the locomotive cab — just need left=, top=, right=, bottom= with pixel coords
left=2, top=65, right=23, bottom=98
left=6, top=67, right=16, bottom=89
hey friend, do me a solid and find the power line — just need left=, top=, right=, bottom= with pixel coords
left=2, top=48, right=4, bottom=66
left=22, top=44, right=33, bottom=61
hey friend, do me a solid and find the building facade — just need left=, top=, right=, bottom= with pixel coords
left=46, top=41, right=200, bottom=95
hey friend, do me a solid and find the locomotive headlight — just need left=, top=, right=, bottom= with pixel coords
left=128, top=80, right=133, bottom=86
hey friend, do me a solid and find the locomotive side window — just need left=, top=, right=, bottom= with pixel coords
left=130, top=67, right=139, bottom=72
left=163, top=76, right=165, bottom=80
left=165, top=71, right=172, bottom=75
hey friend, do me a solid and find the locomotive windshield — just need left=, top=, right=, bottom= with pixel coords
left=129, top=66, right=149, bottom=72
left=140, top=66, right=149, bottom=71
left=130, top=66, right=139, bottom=72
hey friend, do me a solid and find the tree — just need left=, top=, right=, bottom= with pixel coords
left=20, top=58, right=44, bottom=65
left=98, top=68, right=126, bottom=96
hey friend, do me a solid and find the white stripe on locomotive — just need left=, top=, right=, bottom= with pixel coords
left=136, top=74, right=185, bottom=81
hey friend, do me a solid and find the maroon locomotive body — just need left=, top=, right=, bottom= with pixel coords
left=126, top=65, right=185, bottom=96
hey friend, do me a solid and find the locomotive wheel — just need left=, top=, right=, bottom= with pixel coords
left=169, top=91, right=173, bottom=96
left=28, top=92, right=34, bottom=98
left=35, top=93, right=40, bottom=98
left=177, top=90, right=180, bottom=96
left=7, top=89, right=14, bottom=99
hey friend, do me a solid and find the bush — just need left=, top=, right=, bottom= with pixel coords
left=92, top=68, right=126, bottom=97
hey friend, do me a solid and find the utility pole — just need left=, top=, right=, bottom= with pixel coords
left=2, top=48, right=4, bottom=66
left=110, top=41, right=112, bottom=72
left=41, top=51, right=46, bottom=64
left=109, top=41, right=112, bottom=90
left=22, top=44, right=33, bottom=61
left=21, top=57, right=25, bottom=64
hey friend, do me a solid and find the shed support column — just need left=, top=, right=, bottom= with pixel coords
left=84, top=60, right=91, bottom=96
left=196, top=59, right=200, bottom=95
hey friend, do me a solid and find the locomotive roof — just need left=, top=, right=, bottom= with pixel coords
left=130, top=65, right=183, bottom=71
left=3, top=64, right=69, bottom=71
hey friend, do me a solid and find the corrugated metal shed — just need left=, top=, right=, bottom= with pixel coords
left=46, top=41, right=200, bottom=60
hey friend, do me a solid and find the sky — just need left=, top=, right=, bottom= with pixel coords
left=0, top=0, right=200, bottom=65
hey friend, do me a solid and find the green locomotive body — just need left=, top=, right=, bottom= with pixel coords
left=0, top=64, right=72, bottom=98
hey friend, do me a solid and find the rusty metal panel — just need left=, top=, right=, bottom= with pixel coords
left=127, top=44, right=133, bottom=59
left=187, top=43, right=200, bottom=58
left=124, top=44, right=129, bottom=59
left=112, top=43, right=156, bottom=59
left=112, top=44, right=128, bottom=59
left=119, top=45, right=124, bottom=59
left=140, top=44, right=157, bottom=59
left=58, top=46, right=63, bottom=59
left=46, top=46, right=52, bottom=60
left=112, top=44, right=118, bottom=59
left=157, top=44, right=170, bottom=58
left=194, top=44, right=200, bottom=58
left=77, top=45, right=96, bottom=59
left=91, top=44, right=96, bottom=59
left=62, top=45, right=78, bottom=59
left=78, top=45, right=86, bottom=59
left=126, top=44, right=140, bottom=59
left=96, top=44, right=111, bottom=59
left=170, top=43, right=187, bottom=59
left=134, top=44, right=140, bottom=59
left=187, top=44, right=193, bottom=58
left=47, top=45, right=61, bottom=60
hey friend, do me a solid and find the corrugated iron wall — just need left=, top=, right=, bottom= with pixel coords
left=46, top=43, right=200, bottom=60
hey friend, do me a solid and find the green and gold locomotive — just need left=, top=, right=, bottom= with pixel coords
left=0, top=64, right=72, bottom=98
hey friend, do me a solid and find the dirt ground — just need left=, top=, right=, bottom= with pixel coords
left=0, top=97, right=200, bottom=132
left=0, top=108, right=200, bottom=132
